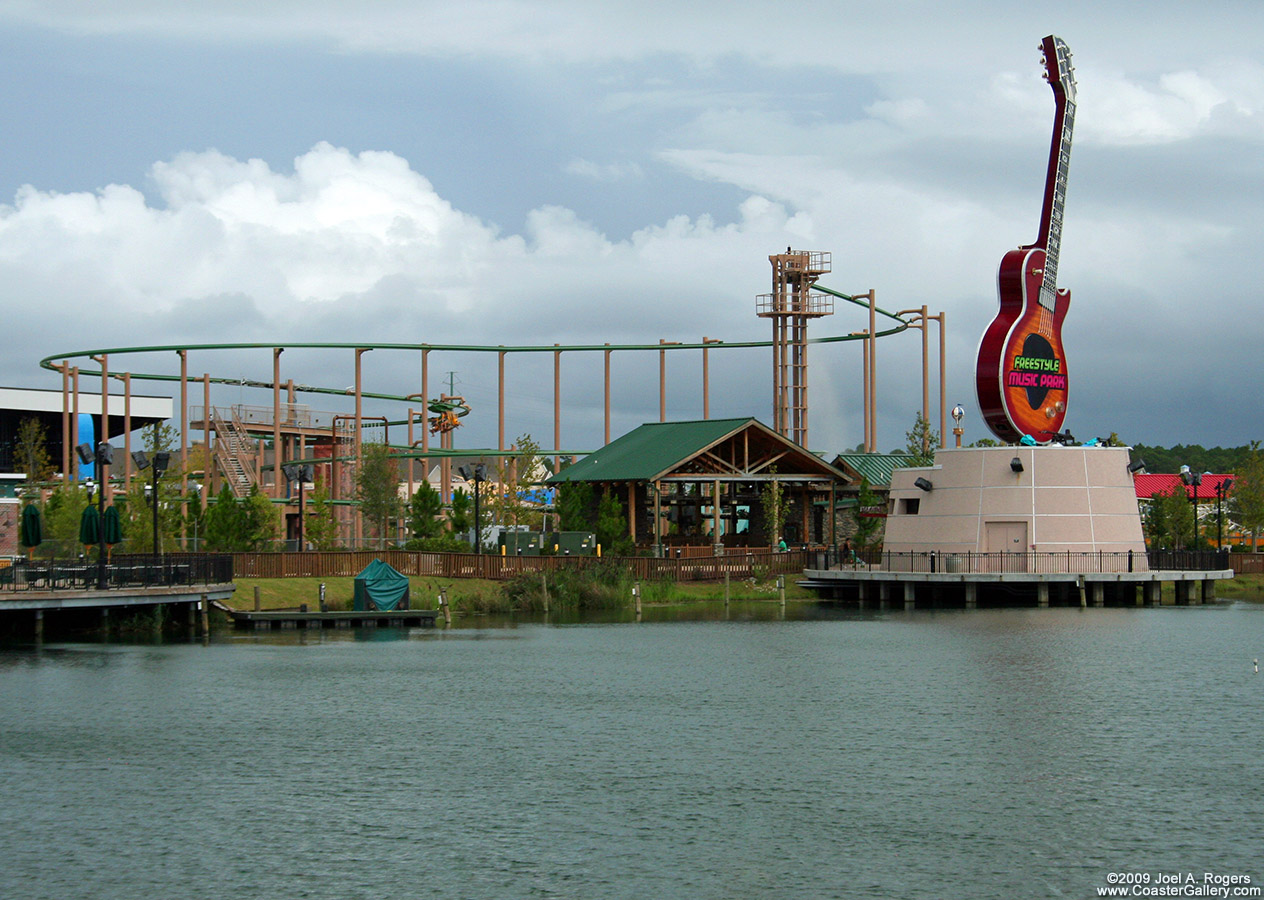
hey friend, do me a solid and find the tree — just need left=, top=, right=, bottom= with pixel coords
left=116, top=422, right=189, bottom=553
left=852, top=477, right=883, bottom=552
left=556, top=459, right=594, bottom=534
left=202, top=484, right=279, bottom=551
left=118, top=478, right=184, bottom=554
left=1229, top=441, right=1264, bottom=551
left=557, top=480, right=594, bottom=533
left=489, top=433, right=546, bottom=533
left=1144, top=486, right=1194, bottom=550
left=355, top=441, right=401, bottom=548
left=303, top=481, right=342, bottom=550
left=14, top=417, right=54, bottom=483
left=759, top=468, right=789, bottom=548
left=242, top=485, right=281, bottom=550
left=449, top=488, right=473, bottom=542
left=204, top=485, right=248, bottom=551
left=407, top=480, right=445, bottom=541
left=903, top=412, right=936, bottom=466
left=595, top=490, right=633, bottom=556
left=39, top=484, right=93, bottom=558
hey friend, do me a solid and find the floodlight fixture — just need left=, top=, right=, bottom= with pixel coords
left=914, top=477, right=933, bottom=492
left=1010, top=457, right=1024, bottom=473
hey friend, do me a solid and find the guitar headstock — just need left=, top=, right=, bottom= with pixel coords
left=1040, top=35, right=1076, bottom=103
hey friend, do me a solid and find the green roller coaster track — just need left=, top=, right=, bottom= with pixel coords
left=38, top=286, right=911, bottom=412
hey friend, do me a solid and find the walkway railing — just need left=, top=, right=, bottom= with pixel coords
left=0, top=554, right=233, bottom=593
left=810, top=548, right=1232, bottom=575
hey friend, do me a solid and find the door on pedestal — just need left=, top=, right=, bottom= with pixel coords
left=986, top=521, right=1029, bottom=573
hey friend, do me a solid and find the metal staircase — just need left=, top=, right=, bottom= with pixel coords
left=210, top=407, right=259, bottom=498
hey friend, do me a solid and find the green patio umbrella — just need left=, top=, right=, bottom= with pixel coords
left=78, top=505, right=100, bottom=546
left=19, top=503, right=42, bottom=550
left=102, top=505, right=122, bottom=545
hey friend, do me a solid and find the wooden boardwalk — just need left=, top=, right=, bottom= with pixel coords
left=800, top=567, right=1235, bottom=608
left=215, top=602, right=438, bottom=630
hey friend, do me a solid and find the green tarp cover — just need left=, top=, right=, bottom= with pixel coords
left=352, top=558, right=410, bottom=611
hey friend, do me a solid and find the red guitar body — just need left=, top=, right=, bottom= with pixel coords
left=976, top=35, right=1076, bottom=444
left=975, top=246, right=1070, bottom=443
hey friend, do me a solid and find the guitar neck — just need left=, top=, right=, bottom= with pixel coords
left=1036, top=42, right=1075, bottom=311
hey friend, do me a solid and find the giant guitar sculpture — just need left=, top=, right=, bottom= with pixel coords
left=976, top=35, right=1076, bottom=443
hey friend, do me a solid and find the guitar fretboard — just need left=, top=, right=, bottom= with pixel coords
left=1038, top=39, right=1075, bottom=312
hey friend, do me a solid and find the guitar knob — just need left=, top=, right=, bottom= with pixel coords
left=1055, top=401, right=1065, bottom=412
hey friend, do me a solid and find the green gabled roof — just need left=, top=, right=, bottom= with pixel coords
left=549, top=418, right=754, bottom=483
left=831, top=453, right=909, bottom=488
left=549, top=417, right=845, bottom=484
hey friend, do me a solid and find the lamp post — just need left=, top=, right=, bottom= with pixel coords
left=458, top=463, right=487, bottom=554
left=282, top=463, right=314, bottom=550
left=78, top=441, right=113, bottom=589
left=1180, top=465, right=1203, bottom=550
left=951, top=404, right=965, bottom=448
left=1214, top=478, right=1234, bottom=550
left=131, top=450, right=171, bottom=557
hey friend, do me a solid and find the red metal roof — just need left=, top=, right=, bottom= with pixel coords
left=1134, top=473, right=1234, bottom=500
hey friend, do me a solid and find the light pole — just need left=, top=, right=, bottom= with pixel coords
left=78, top=441, right=113, bottom=589
left=458, top=463, right=487, bottom=554
left=131, top=450, right=170, bottom=557
left=1214, top=477, right=1234, bottom=550
left=282, top=463, right=313, bottom=550
left=1180, top=466, right=1203, bottom=550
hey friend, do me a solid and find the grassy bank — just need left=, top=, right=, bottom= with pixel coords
left=229, top=572, right=1264, bottom=614
left=1210, top=572, right=1264, bottom=601
left=231, top=571, right=815, bottom=615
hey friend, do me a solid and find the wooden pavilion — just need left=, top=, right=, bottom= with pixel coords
left=547, top=418, right=849, bottom=554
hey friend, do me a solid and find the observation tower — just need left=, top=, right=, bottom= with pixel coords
left=756, top=248, right=834, bottom=447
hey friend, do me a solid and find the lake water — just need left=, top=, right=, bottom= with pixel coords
left=2, top=602, right=1262, bottom=899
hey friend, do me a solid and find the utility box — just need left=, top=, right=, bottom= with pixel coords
left=551, top=531, right=597, bottom=556
left=502, top=531, right=545, bottom=556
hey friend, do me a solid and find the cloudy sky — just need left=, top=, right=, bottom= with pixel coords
left=0, top=1, right=1260, bottom=454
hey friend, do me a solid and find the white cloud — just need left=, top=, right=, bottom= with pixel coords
left=1087, top=69, right=1248, bottom=145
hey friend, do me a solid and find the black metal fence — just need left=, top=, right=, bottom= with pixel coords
left=0, top=553, right=233, bottom=592
left=809, top=548, right=1233, bottom=575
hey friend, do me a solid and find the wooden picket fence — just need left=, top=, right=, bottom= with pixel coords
left=231, top=548, right=810, bottom=582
